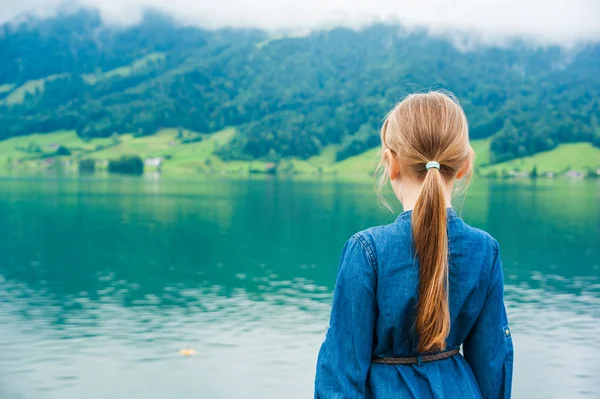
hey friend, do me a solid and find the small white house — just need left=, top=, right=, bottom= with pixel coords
left=565, top=170, right=584, bottom=179
left=144, top=157, right=163, bottom=168
left=508, top=170, right=528, bottom=178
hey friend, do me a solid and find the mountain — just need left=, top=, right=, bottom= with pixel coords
left=1, top=8, right=599, bottom=167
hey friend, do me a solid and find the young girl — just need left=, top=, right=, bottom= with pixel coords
left=314, top=91, right=514, bottom=398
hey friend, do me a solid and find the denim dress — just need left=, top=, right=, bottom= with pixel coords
left=315, top=209, right=514, bottom=398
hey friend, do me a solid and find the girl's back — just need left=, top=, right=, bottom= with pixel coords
left=314, top=92, right=513, bottom=398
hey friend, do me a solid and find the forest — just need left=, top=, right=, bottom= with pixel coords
left=1, top=9, right=599, bottom=165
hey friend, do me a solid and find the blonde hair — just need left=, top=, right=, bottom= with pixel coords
left=376, top=91, right=473, bottom=353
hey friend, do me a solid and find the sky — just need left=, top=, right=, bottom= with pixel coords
left=1, top=0, right=599, bottom=45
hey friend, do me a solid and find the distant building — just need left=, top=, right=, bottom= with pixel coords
left=48, top=143, right=60, bottom=151
left=265, top=162, right=276, bottom=171
left=565, top=170, right=584, bottom=179
left=144, top=157, right=163, bottom=168
left=508, top=170, right=528, bottom=178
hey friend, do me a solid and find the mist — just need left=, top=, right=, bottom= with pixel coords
left=1, top=0, right=599, bottom=45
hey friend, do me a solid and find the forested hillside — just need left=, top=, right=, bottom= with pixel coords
left=1, top=9, right=599, bottom=165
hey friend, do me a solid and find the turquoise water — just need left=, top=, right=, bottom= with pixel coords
left=0, top=176, right=598, bottom=398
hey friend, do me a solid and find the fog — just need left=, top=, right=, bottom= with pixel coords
left=1, top=0, right=599, bottom=45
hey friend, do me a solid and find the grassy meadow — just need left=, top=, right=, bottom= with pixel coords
left=0, top=128, right=598, bottom=177
left=480, top=143, right=600, bottom=175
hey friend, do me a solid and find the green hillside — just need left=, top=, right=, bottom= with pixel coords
left=82, top=52, right=166, bottom=84
left=0, top=84, right=15, bottom=93
left=1, top=73, right=69, bottom=105
left=1, top=9, right=599, bottom=167
left=481, top=143, right=600, bottom=175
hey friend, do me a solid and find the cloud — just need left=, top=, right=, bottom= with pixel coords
left=1, top=0, right=599, bottom=45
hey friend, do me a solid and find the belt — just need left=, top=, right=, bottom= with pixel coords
left=372, top=348, right=460, bottom=365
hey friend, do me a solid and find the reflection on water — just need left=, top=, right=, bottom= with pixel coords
left=0, top=176, right=598, bottom=398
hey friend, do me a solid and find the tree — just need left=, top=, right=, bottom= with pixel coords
left=27, top=142, right=42, bottom=154
left=593, top=133, right=600, bottom=149
left=108, top=156, right=144, bottom=175
left=56, top=146, right=71, bottom=156
left=79, top=159, right=96, bottom=173
left=111, top=133, right=121, bottom=146
left=530, top=165, right=538, bottom=179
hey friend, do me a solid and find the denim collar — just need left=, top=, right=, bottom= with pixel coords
left=396, top=207, right=459, bottom=222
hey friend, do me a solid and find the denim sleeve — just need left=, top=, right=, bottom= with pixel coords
left=314, top=235, right=377, bottom=399
left=464, top=241, right=514, bottom=399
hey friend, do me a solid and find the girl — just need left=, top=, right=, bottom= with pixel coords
left=314, top=91, right=514, bottom=398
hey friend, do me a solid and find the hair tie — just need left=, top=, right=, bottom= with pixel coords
left=425, top=161, right=440, bottom=170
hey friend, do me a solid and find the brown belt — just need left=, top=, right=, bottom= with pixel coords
left=372, top=348, right=460, bottom=365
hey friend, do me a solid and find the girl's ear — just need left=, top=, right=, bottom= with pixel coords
left=457, top=147, right=474, bottom=179
left=385, top=149, right=401, bottom=180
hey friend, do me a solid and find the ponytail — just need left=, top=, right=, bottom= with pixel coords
left=413, top=165, right=450, bottom=353
left=376, top=90, right=472, bottom=352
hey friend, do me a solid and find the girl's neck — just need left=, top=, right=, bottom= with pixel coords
left=397, top=181, right=454, bottom=212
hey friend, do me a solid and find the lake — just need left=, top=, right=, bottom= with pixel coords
left=0, top=175, right=598, bottom=398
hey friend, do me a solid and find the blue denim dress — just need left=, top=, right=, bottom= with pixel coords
left=315, top=209, right=514, bottom=398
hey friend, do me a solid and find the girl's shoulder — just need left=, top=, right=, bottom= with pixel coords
left=351, top=214, right=501, bottom=270
left=457, top=221, right=500, bottom=257
left=353, top=218, right=412, bottom=250
left=348, top=218, right=414, bottom=274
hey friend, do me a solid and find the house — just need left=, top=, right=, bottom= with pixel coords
left=144, top=157, right=163, bottom=168
left=508, top=170, right=528, bottom=178
left=265, top=162, right=276, bottom=172
left=565, top=170, right=584, bottom=179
